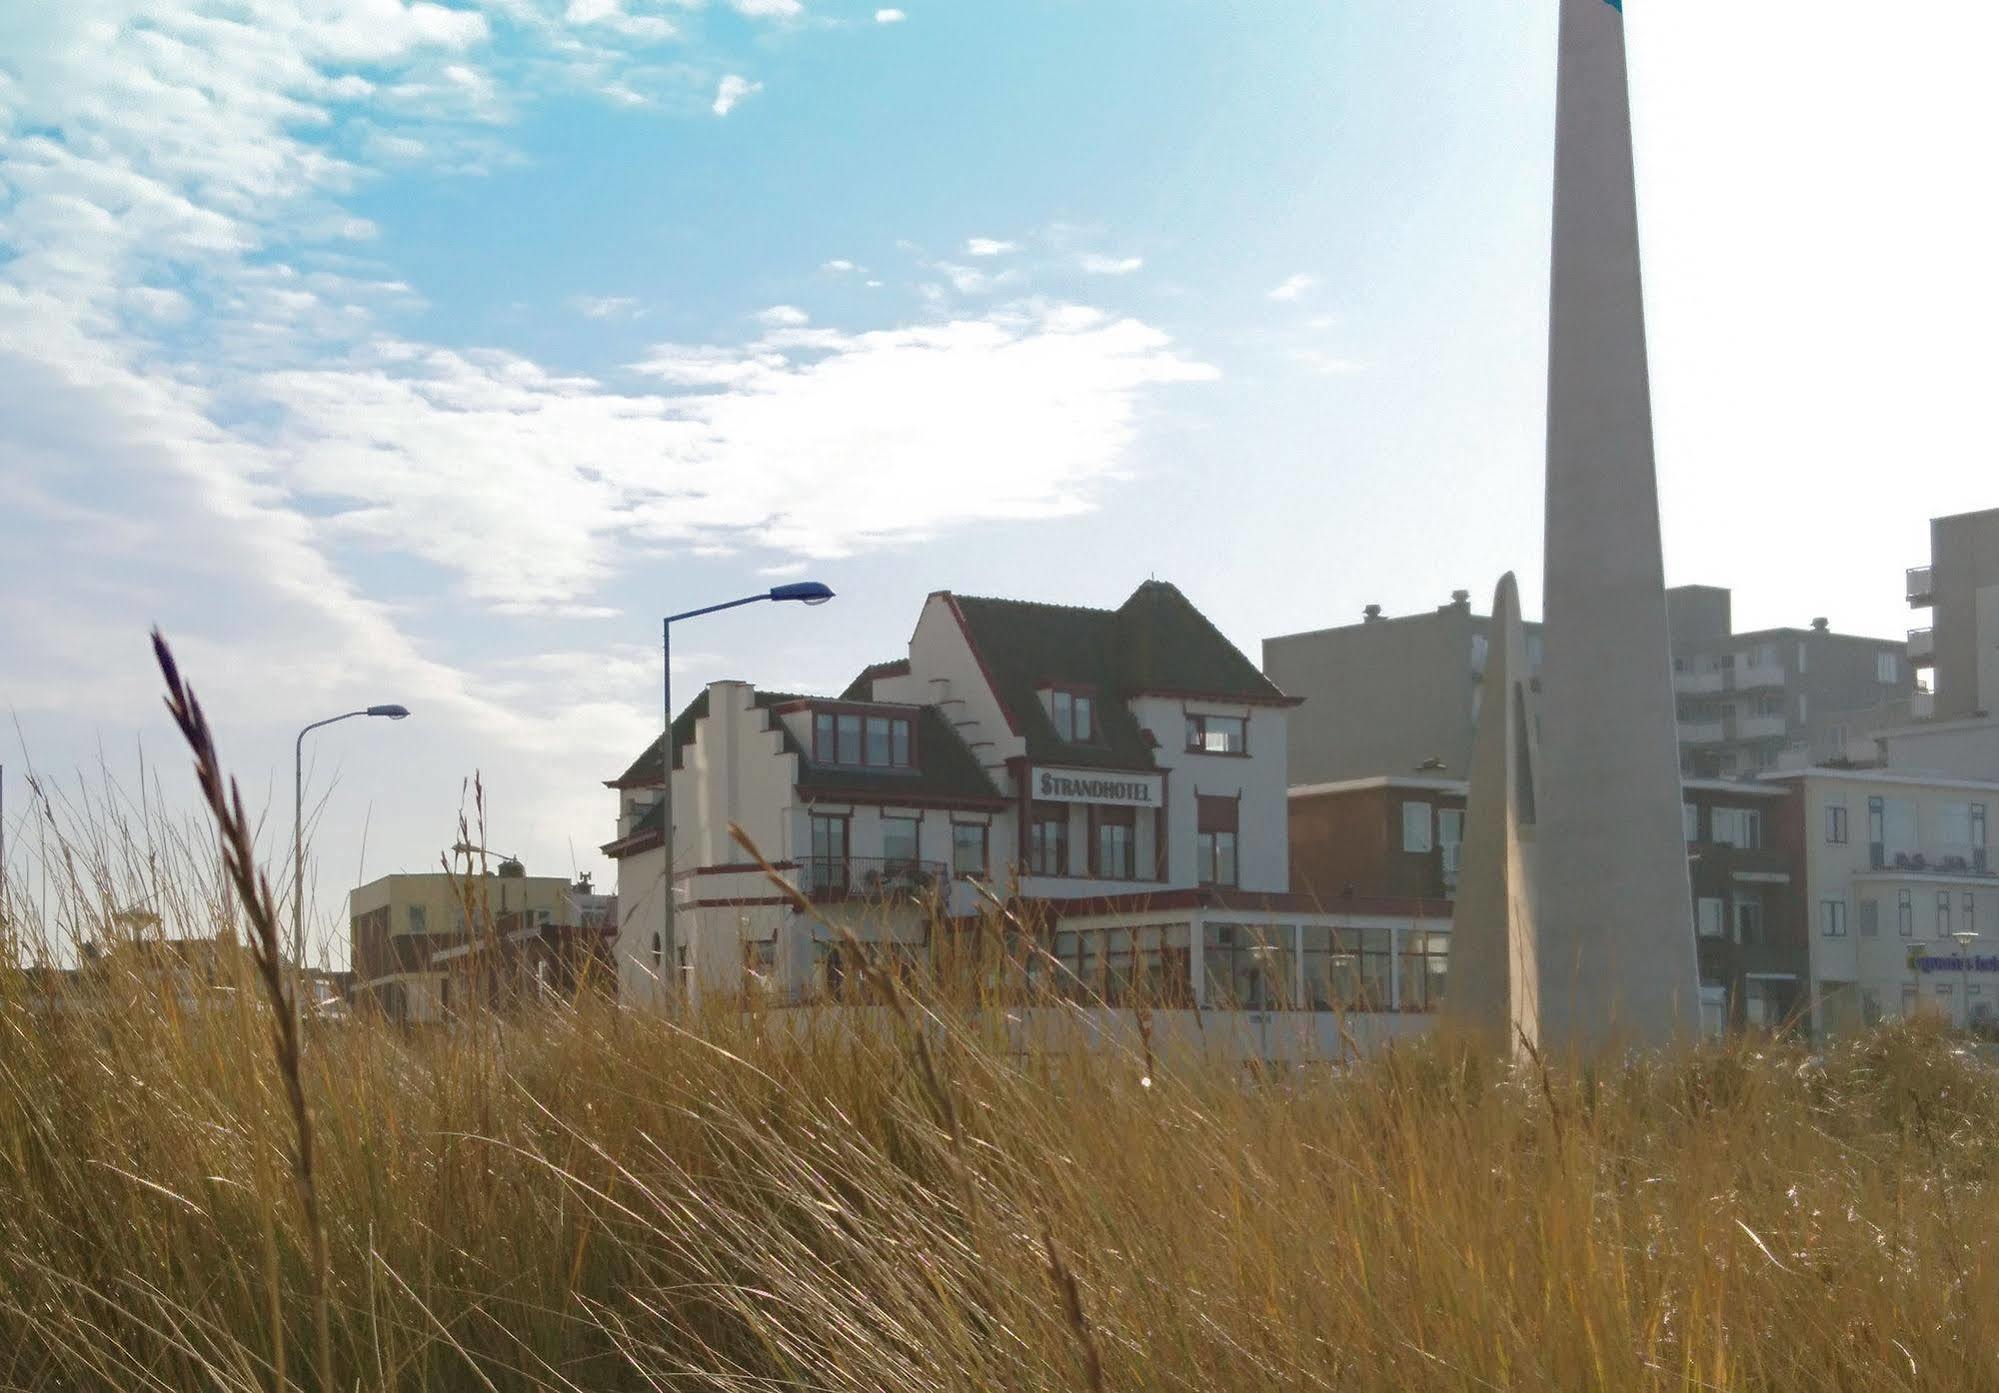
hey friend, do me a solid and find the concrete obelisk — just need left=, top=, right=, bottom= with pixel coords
left=1536, top=0, right=1700, bottom=1052
left=1445, top=573, right=1543, bottom=1053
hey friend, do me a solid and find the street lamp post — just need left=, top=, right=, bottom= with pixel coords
left=657, top=582, right=834, bottom=1010
left=1952, top=927, right=1981, bottom=1032
left=294, top=705, right=409, bottom=1016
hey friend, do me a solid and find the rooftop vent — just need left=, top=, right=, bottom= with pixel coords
left=1450, top=589, right=1471, bottom=606
left=497, top=858, right=527, bottom=879
left=1363, top=604, right=1384, bottom=623
left=1811, top=617, right=1830, bottom=632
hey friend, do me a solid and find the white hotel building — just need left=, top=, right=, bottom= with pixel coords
left=603, top=582, right=1446, bottom=1055
left=1768, top=768, right=1999, bottom=1035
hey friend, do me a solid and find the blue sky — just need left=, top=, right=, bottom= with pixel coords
left=3, top=1, right=1995, bottom=963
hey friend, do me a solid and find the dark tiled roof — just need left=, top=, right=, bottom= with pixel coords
left=950, top=580, right=1291, bottom=771
left=841, top=659, right=911, bottom=702
left=796, top=706, right=1005, bottom=806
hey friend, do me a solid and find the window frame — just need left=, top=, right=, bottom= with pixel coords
left=1898, top=888, right=1914, bottom=937
left=1028, top=802, right=1070, bottom=878
left=1090, top=804, right=1139, bottom=881
left=1401, top=801, right=1435, bottom=854
left=1197, top=794, right=1240, bottom=888
left=880, top=814, right=922, bottom=875
left=1044, top=685, right=1099, bottom=744
left=1825, top=803, right=1848, bottom=845
left=1185, top=711, right=1250, bottom=757
left=1820, top=898, right=1848, bottom=938
left=950, top=822, right=989, bottom=880
left=812, top=704, right=916, bottom=771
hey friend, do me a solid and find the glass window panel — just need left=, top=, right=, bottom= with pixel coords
left=891, top=719, right=911, bottom=768
left=952, top=824, right=986, bottom=877
left=1402, top=802, right=1433, bottom=853
left=866, top=716, right=892, bottom=767
left=836, top=715, right=862, bottom=765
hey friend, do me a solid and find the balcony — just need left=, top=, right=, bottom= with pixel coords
left=1908, top=565, right=1935, bottom=607
left=1678, top=719, right=1727, bottom=745
left=1732, top=663, right=1787, bottom=692
left=1862, top=848, right=1994, bottom=880
left=1730, top=713, right=1788, bottom=742
left=800, top=856, right=949, bottom=903
left=1674, top=670, right=1726, bottom=696
left=1908, top=627, right=1935, bottom=665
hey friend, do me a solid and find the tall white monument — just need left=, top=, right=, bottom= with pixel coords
left=1535, top=0, right=1699, bottom=1051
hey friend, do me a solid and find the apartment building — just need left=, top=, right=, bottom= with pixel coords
left=1288, top=775, right=1805, bottom=1035
left=1667, top=586, right=1913, bottom=778
left=349, top=862, right=593, bottom=1023
left=1264, top=586, right=1909, bottom=788
left=1764, top=768, right=1999, bottom=1037
left=1907, top=507, right=1999, bottom=723
left=1263, top=592, right=1542, bottom=784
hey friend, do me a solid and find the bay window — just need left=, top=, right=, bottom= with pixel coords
left=813, top=707, right=914, bottom=770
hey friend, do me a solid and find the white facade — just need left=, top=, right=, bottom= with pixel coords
left=608, top=584, right=1300, bottom=1013
left=1767, top=769, right=1999, bottom=1035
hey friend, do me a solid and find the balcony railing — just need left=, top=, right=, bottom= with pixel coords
left=1908, top=565, right=1935, bottom=607
left=1732, top=663, right=1787, bottom=692
left=1673, top=670, right=1726, bottom=696
left=1730, top=713, right=1788, bottom=742
left=1909, top=627, right=1935, bottom=664
left=800, top=856, right=950, bottom=902
left=1678, top=719, right=1727, bottom=745
left=1865, top=847, right=1993, bottom=877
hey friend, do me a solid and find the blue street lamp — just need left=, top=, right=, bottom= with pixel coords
left=656, top=582, right=834, bottom=1006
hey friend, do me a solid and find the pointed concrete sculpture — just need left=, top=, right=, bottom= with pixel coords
left=1446, top=573, right=1544, bottom=1053
left=1536, top=0, right=1700, bottom=1053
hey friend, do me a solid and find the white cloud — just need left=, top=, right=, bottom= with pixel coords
left=756, top=304, right=810, bottom=327
left=712, top=73, right=761, bottom=116
left=730, top=0, right=803, bottom=16
left=821, top=259, right=859, bottom=273
left=757, top=561, right=810, bottom=578
left=570, top=295, right=641, bottom=319
left=1267, top=273, right=1321, bottom=302
left=875, top=9, right=907, bottom=23
left=966, top=238, right=1017, bottom=257
left=1078, top=253, right=1143, bottom=276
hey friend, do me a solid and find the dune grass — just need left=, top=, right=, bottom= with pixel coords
left=2, top=646, right=1996, bottom=1391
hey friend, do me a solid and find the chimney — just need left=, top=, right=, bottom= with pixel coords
left=1363, top=604, right=1384, bottom=623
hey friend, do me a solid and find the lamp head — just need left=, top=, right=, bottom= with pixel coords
left=367, top=704, right=411, bottom=720
left=769, top=581, right=835, bottom=606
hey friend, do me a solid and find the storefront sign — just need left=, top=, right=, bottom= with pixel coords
left=1032, top=766, right=1163, bottom=808
left=1910, top=952, right=1999, bottom=975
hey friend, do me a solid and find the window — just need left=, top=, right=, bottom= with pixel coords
left=1402, top=801, right=1434, bottom=853
left=951, top=823, right=988, bottom=879
left=1859, top=898, right=1880, bottom=938
left=1185, top=713, right=1248, bottom=755
left=809, top=815, right=849, bottom=894
left=1683, top=802, right=1700, bottom=843
left=1203, top=923, right=1296, bottom=1011
left=1699, top=983, right=1728, bottom=1039
left=1820, top=899, right=1848, bottom=938
left=1712, top=807, right=1761, bottom=850
left=1861, top=988, right=1883, bottom=1028
left=1797, top=693, right=1809, bottom=724
left=1049, top=688, right=1095, bottom=743
left=881, top=816, right=921, bottom=875
left=1878, top=652, right=1901, bottom=683
left=1940, top=802, right=1975, bottom=848
left=1197, top=795, right=1240, bottom=887
left=1439, top=809, right=1465, bottom=886
left=1937, top=891, right=1953, bottom=938
left=1092, top=806, right=1137, bottom=880
left=407, top=904, right=427, bottom=935
left=1303, top=925, right=1394, bottom=1012
left=815, top=709, right=913, bottom=769
left=1899, top=889, right=1915, bottom=937
left=1696, top=898, right=1726, bottom=939
left=1029, top=803, right=1069, bottom=877
left=1797, top=642, right=1810, bottom=674
left=1735, top=893, right=1765, bottom=946
left=1902, top=981, right=1919, bottom=1017
left=1869, top=796, right=1887, bottom=867
left=1826, top=803, right=1849, bottom=844
left=1976, top=805, right=1990, bottom=871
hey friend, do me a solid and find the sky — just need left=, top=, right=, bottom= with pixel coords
left=3, top=0, right=1995, bottom=964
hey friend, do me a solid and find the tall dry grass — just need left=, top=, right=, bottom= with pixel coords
left=3, top=655, right=1998, bottom=1390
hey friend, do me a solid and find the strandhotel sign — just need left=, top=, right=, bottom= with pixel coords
left=1032, top=766, right=1164, bottom=808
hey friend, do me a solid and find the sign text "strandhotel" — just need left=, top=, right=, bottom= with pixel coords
left=1035, top=770, right=1159, bottom=805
